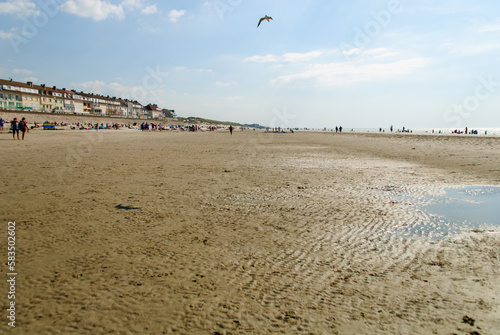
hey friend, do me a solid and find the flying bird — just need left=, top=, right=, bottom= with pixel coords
left=257, top=15, right=274, bottom=28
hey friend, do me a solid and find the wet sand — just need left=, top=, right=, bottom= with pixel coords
left=0, top=129, right=499, bottom=334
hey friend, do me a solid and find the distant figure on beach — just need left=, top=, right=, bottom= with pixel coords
left=11, top=118, right=19, bottom=140
left=390, top=125, right=393, bottom=132
left=0, top=118, right=4, bottom=131
left=229, top=125, right=234, bottom=135
left=339, top=126, right=342, bottom=133
left=19, top=117, right=28, bottom=140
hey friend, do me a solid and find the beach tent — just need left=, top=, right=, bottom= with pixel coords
left=42, top=121, right=55, bottom=130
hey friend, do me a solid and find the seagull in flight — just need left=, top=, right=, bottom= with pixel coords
left=257, top=15, right=274, bottom=28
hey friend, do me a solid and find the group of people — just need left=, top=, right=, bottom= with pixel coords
left=1, top=116, right=250, bottom=138
left=1, top=117, right=29, bottom=140
left=452, top=128, right=484, bottom=135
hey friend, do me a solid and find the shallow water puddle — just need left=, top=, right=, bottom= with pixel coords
left=426, top=186, right=500, bottom=227
left=389, top=186, right=500, bottom=240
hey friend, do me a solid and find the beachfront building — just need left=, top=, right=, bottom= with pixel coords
left=39, top=84, right=55, bottom=112
left=145, top=103, right=162, bottom=119
left=117, top=99, right=132, bottom=117
left=0, top=79, right=27, bottom=110
left=72, top=91, right=85, bottom=114
left=162, top=109, right=176, bottom=119
left=0, top=77, right=166, bottom=119
left=21, top=82, right=41, bottom=111
left=129, top=100, right=145, bottom=118
left=78, top=92, right=93, bottom=114
left=93, top=95, right=105, bottom=115
left=104, top=96, right=121, bottom=117
left=63, top=89, right=85, bottom=114
left=119, top=99, right=144, bottom=118
left=51, top=86, right=65, bottom=112
left=80, top=93, right=105, bottom=115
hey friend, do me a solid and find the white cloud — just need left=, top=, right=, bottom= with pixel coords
left=141, top=5, right=156, bottom=14
left=0, top=28, right=16, bottom=39
left=245, top=51, right=323, bottom=63
left=121, top=0, right=142, bottom=9
left=215, top=81, right=237, bottom=87
left=244, top=54, right=279, bottom=63
left=60, top=0, right=125, bottom=21
left=445, top=42, right=500, bottom=55
left=116, top=0, right=157, bottom=15
left=23, top=76, right=38, bottom=82
left=271, top=57, right=429, bottom=86
left=168, top=9, right=186, bottom=23
left=73, top=80, right=107, bottom=92
left=1, top=0, right=157, bottom=21
left=245, top=48, right=429, bottom=87
left=174, top=66, right=213, bottom=74
left=13, top=68, right=33, bottom=75
left=224, top=96, right=241, bottom=103
left=0, top=0, right=39, bottom=17
left=362, top=48, right=400, bottom=59
left=479, top=24, right=500, bottom=33
left=283, top=51, right=324, bottom=63
left=468, top=43, right=500, bottom=54
left=71, top=80, right=163, bottom=105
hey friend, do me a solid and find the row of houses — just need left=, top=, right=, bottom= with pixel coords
left=0, top=78, right=176, bottom=119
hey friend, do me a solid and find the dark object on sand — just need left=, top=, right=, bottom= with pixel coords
left=462, top=315, right=475, bottom=326
left=115, top=204, right=141, bottom=210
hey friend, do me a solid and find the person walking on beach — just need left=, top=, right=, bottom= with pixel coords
left=11, top=118, right=19, bottom=140
left=19, top=117, right=28, bottom=140
left=0, top=118, right=4, bottom=131
left=229, top=125, right=233, bottom=135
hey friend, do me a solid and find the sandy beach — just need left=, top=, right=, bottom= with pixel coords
left=0, top=128, right=499, bottom=334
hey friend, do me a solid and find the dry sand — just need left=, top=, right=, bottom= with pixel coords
left=0, top=128, right=499, bottom=334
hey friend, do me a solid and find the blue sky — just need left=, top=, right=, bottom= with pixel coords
left=1, top=0, right=500, bottom=129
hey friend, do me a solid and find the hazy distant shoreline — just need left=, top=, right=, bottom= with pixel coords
left=1, top=109, right=499, bottom=135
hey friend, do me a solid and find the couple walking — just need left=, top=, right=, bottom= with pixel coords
left=11, top=117, right=28, bottom=140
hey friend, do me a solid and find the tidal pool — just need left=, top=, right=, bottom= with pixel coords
left=426, top=186, right=500, bottom=227
left=389, top=186, right=500, bottom=240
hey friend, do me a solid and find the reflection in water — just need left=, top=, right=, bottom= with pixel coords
left=390, top=186, right=500, bottom=240
left=426, top=186, right=500, bottom=226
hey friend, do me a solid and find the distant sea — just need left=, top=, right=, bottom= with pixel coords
left=341, top=127, right=500, bottom=136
